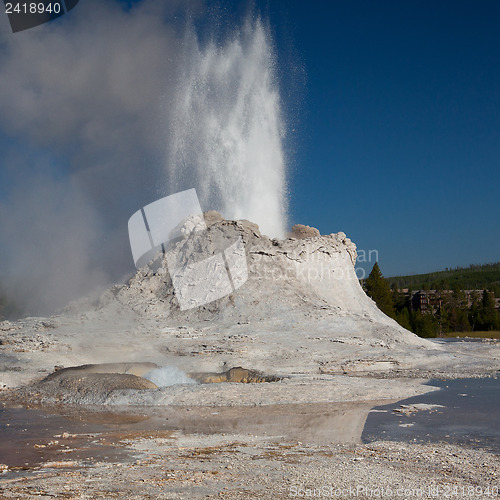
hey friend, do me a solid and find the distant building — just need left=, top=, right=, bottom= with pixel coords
left=409, top=290, right=444, bottom=313
left=403, top=289, right=498, bottom=313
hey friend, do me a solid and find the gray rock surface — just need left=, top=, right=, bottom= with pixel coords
left=203, top=210, right=225, bottom=227
left=0, top=216, right=498, bottom=500
left=0, top=215, right=498, bottom=403
left=39, top=372, right=158, bottom=396
left=289, top=223, right=321, bottom=239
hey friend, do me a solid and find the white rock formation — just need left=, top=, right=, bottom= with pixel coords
left=112, top=214, right=426, bottom=348
left=1, top=214, right=498, bottom=402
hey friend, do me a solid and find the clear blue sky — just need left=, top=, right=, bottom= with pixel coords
left=0, top=0, right=499, bottom=286
left=264, top=0, right=500, bottom=277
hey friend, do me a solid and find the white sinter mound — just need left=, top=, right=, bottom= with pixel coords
left=114, top=213, right=427, bottom=345
left=3, top=213, right=498, bottom=402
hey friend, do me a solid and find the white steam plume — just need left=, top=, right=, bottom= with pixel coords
left=0, top=1, right=289, bottom=315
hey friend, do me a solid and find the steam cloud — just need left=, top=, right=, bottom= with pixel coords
left=0, top=0, right=288, bottom=315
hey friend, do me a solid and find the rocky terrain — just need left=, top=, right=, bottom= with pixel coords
left=1, top=214, right=497, bottom=392
left=0, top=214, right=498, bottom=498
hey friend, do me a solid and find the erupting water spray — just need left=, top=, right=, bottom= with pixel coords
left=167, top=17, right=287, bottom=238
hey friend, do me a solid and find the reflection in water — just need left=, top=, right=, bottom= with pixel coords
left=3, top=376, right=498, bottom=478
left=363, top=378, right=500, bottom=454
left=2, top=376, right=498, bottom=480
left=143, top=401, right=386, bottom=445
left=0, top=400, right=388, bottom=472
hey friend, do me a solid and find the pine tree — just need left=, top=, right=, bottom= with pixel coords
left=478, top=290, right=498, bottom=331
left=411, top=310, right=439, bottom=338
left=365, top=262, right=395, bottom=318
left=395, top=308, right=412, bottom=330
left=441, top=289, right=470, bottom=333
left=468, top=291, right=482, bottom=331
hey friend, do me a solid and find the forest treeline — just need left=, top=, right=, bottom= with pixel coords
left=386, top=262, right=500, bottom=297
left=364, top=262, right=500, bottom=338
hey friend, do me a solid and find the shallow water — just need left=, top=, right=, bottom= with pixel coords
left=1, top=375, right=498, bottom=478
left=430, top=337, right=498, bottom=344
left=363, top=377, right=500, bottom=454
left=0, top=404, right=136, bottom=471
left=0, top=400, right=384, bottom=475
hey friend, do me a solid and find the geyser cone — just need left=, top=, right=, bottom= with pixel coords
left=113, top=213, right=430, bottom=351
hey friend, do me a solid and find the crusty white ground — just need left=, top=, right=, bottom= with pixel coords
left=0, top=220, right=498, bottom=498
left=1, top=431, right=498, bottom=499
